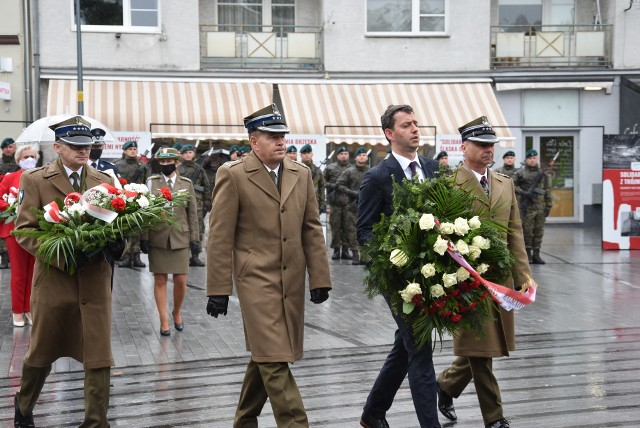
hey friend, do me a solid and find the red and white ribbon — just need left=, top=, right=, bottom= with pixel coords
left=44, top=201, right=67, bottom=223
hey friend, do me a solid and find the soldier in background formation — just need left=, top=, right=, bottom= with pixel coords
left=336, top=147, right=369, bottom=265
left=0, top=137, right=18, bottom=269
left=324, top=146, right=353, bottom=260
left=286, top=145, right=298, bottom=161
left=513, top=149, right=553, bottom=264
left=229, top=145, right=240, bottom=161
left=299, top=144, right=326, bottom=214
left=202, top=149, right=231, bottom=193
left=114, top=141, right=149, bottom=268
left=178, top=144, right=211, bottom=266
left=493, top=151, right=518, bottom=178
left=436, top=150, right=448, bottom=166
left=88, top=128, right=120, bottom=186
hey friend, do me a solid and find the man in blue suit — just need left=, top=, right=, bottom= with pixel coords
left=357, top=105, right=441, bottom=428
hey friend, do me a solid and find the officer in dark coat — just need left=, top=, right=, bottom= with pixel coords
left=88, top=128, right=119, bottom=183
left=177, top=144, right=211, bottom=266
left=114, top=141, right=149, bottom=268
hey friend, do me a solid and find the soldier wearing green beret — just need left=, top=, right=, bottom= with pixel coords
left=513, top=149, right=553, bottom=264
left=336, top=147, right=369, bottom=264
left=493, top=150, right=518, bottom=178
left=324, top=146, right=352, bottom=260
left=178, top=144, right=211, bottom=266
left=114, top=140, right=150, bottom=268
left=229, top=145, right=240, bottom=161
left=299, top=144, right=326, bottom=214
left=286, top=145, right=298, bottom=161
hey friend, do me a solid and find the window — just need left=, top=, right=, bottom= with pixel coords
left=366, top=0, right=448, bottom=35
left=218, top=0, right=296, bottom=35
left=75, top=0, right=159, bottom=32
left=498, top=0, right=575, bottom=32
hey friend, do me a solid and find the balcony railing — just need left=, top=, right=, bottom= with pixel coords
left=200, top=24, right=323, bottom=70
left=491, top=24, right=612, bottom=69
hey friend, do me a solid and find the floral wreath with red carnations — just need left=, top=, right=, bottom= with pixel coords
left=363, top=169, right=520, bottom=349
left=12, top=180, right=188, bottom=274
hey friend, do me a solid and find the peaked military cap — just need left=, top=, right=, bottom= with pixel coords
left=244, top=104, right=290, bottom=133
left=503, top=150, right=515, bottom=158
left=436, top=151, right=448, bottom=160
left=91, top=128, right=106, bottom=145
left=336, top=146, right=348, bottom=154
left=122, top=141, right=138, bottom=150
left=526, top=149, right=538, bottom=158
left=180, top=144, right=195, bottom=153
left=300, top=144, right=313, bottom=153
left=355, top=147, right=368, bottom=156
left=157, top=147, right=181, bottom=159
left=458, top=116, right=499, bottom=144
left=1, top=137, right=15, bottom=148
left=286, top=145, right=297, bottom=153
left=49, top=115, right=94, bottom=145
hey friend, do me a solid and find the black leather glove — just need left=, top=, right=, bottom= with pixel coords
left=544, top=207, right=551, bottom=217
left=190, top=240, right=201, bottom=253
left=310, top=287, right=330, bottom=304
left=207, top=296, right=229, bottom=317
left=140, top=240, right=150, bottom=254
left=106, top=238, right=126, bottom=260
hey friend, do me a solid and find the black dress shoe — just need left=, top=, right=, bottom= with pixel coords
left=486, top=418, right=510, bottom=428
left=174, top=322, right=184, bottom=331
left=160, top=329, right=170, bottom=336
left=14, top=395, right=35, bottom=427
left=437, top=381, right=457, bottom=421
left=359, top=412, right=389, bottom=428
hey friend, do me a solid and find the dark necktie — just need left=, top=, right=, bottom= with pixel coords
left=91, top=162, right=98, bottom=169
left=269, top=170, right=279, bottom=193
left=166, top=179, right=173, bottom=189
left=409, top=161, right=419, bottom=179
left=70, top=172, right=80, bottom=192
left=480, top=175, right=489, bottom=196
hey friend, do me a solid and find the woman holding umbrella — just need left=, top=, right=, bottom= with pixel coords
left=0, top=144, right=39, bottom=327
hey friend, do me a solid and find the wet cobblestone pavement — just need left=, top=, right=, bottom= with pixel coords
left=1, top=223, right=640, bottom=427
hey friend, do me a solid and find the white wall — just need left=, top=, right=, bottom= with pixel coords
left=0, top=0, right=26, bottom=138
left=322, top=0, right=492, bottom=73
left=38, top=0, right=200, bottom=71
left=611, top=0, right=640, bottom=68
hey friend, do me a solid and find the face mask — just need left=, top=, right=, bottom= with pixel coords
left=161, top=163, right=176, bottom=176
left=89, top=148, right=103, bottom=160
left=19, top=158, right=38, bottom=170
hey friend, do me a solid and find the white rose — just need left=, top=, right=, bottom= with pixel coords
left=420, top=263, right=436, bottom=278
left=399, top=282, right=423, bottom=303
left=469, top=216, right=481, bottom=229
left=442, top=272, right=458, bottom=288
left=66, top=203, right=86, bottom=216
left=472, top=235, right=491, bottom=250
left=430, top=284, right=445, bottom=298
left=125, top=183, right=149, bottom=193
left=439, top=222, right=455, bottom=234
left=468, top=244, right=482, bottom=260
left=456, top=266, right=470, bottom=282
left=476, top=263, right=489, bottom=274
left=390, top=249, right=409, bottom=267
left=137, top=195, right=150, bottom=208
left=419, top=213, right=436, bottom=230
left=453, top=217, right=470, bottom=236
left=433, top=236, right=449, bottom=255
left=455, top=239, right=469, bottom=255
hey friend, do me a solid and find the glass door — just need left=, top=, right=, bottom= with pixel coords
left=523, top=132, right=578, bottom=221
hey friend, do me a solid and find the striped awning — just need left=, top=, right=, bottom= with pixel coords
left=278, top=81, right=513, bottom=145
left=46, top=79, right=273, bottom=139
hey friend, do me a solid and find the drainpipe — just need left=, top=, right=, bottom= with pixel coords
left=31, top=0, right=41, bottom=119
left=22, top=0, right=32, bottom=122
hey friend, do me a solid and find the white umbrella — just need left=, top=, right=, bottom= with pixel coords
left=15, top=114, right=117, bottom=145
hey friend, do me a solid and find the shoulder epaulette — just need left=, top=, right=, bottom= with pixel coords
left=495, top=172, right=511, bottom=179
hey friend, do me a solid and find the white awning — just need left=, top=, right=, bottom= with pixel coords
left=278, top=81, right=513, bottom=145
left=47, top=79, right=273, bottom=139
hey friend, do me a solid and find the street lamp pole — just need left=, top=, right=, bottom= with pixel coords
left=74, top=0, right=84, bottom=115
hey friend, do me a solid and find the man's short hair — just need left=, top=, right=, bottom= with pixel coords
left=381, top=105, right=414, bottom=143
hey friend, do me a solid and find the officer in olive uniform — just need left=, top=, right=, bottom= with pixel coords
left=286, top=145, right=298, bottom=161
left=178, top=144, right=211, bottom=266
left=0, top=137, right=19, bottom=268
left=299, top=144, right=326, bottom=213
left=114, top=141, right=149, bottom=268
left=336, top=147, right=369, bottom=265
left=493, top=150, right=518, bottom=178
left=324, top=146, right=352, bottom=260
left=513, top=149, right=553, bottom=264
left=88, top=128, right=120, bottom=181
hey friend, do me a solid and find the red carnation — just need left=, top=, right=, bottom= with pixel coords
left=411, top=294, right=424, bottom=305
left=110, top=197, right=126, bottom=211
left=119, top=177, right=128, bottom=186
left=108, top=186, right=119, bottom=195
left=467, top=301, right=477, bottom=310
left=441, top=310, right=452, bottom=317
left=432, top=300, right=445, bottom=310
left=450, top=314, right=462, bottom=323
left=160, top=187, right=172, bottom=201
